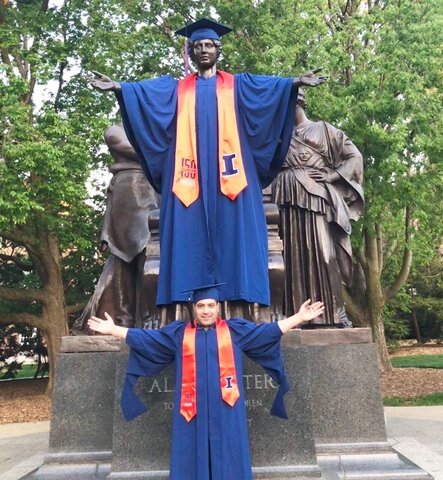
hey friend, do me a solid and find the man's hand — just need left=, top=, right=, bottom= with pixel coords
left=278, top=299, right=325, bottom=334
left=293, top=68, right=327, bottom=88
left=297, top=299, right=325, bottom=322
left=87, top=312, right=128, bottom=339
left=89, top=70, right=120, bottom=92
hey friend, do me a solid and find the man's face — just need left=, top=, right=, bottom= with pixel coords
left=193, top=39, right=218, bottom=70
left=193, top=298, right=219, bottom=327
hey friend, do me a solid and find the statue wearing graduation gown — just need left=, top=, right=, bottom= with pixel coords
left=72, top=124, right=159, bottom=333
left=272, top=92, right=364, bottom=326
left=90, top=18, right=326, bottom=314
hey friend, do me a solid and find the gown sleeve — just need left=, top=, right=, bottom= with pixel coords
left=235, top=73, right=297, bottom=188
left=117, top=75, right=178, bottom=193
left=121, top=321, right=184, bottom=421
left=228, top=319, right=290, bottom=419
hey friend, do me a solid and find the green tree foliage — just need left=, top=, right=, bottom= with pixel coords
left=214, top=0, right=442, bottom=369
left=409, top=257, right=443, bottom=342
left=0, top=0, right=111, bottom=392
left=214, top=0, right=442, bottom=370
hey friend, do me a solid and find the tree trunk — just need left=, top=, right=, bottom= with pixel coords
left=363, top=226, right=392, bottom=372
left=0, top=224, right=69, bottom=395
left=39, top=231, right=69, bottom=395
left=42, top=311, right=68, bottom=394
left=370, top=311, right=392, bottom=373
left=411, top=310, right=422, bottom=345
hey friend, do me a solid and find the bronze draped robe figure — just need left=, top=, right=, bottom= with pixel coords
left=72, top=124, right=159, bottom=333
left=272, top=111, right=364, bottom=326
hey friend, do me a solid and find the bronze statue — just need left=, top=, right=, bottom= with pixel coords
left=88, top=18, right=327, bottom=321
left=72, top=124, right=159, bottom=333
left=272, top=91, right=364, bottom=327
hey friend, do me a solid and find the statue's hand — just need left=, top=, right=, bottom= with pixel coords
left=89, top=70, right=118, bottom=92
left=297, top=67, right=328, bottom=87
left=308, top=170, right=340, bottom=183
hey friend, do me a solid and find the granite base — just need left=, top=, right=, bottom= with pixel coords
left=109, top=344, right=320, bottom=478
left=34, top=330, right=433, bottom=480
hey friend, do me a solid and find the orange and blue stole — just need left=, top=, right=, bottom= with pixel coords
left=180, top=318, right=240, bottom=422
left=172, top=71, right=248, bottom=207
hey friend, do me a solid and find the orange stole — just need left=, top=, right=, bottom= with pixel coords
left=180, top=323, right=197, bottom=422
left=179, top=319, right=240, bottom=423
left=172, top=72, right=247, bottom=207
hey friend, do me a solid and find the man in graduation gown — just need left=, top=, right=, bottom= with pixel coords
left=88, top=285, right=324, bottom=480
left=90, top=18, right=327, bottom=308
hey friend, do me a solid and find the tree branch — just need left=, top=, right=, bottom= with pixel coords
left=0, top=286, right=46, bottom=303
left=383, top=207, right=413, bottom=301
left=356, top=232, right=368, bottom=270
left=40, top=0, right=49, bottom=12
left=12, top=51, right=27, bottom=80
left=365, top=226, right=381, bottom=279
left=0, top=253, right=34, bottom=271
left=0, top=227, right=40, bottom=255
left=376, top=223, right=383, bottom=274
left=66, top=302, right=87, bottom=315
left=342, top=287, right=365, bottom=325
left=54, top=60, right=67, bottom=112
left=0, top=312, right=44, bottom=329
left=25, top=76, right=36, bottom=105
left=0, top=1, right=6, bottom=24
left=1, top=48, right=10, bottom=65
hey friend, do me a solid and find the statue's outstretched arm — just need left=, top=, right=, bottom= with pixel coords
left=90, top=70, right=121, bottom=93
left=293, top=67, right=327, bottom=88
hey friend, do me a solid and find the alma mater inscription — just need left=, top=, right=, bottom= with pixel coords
left=142, top=373, right=278, bottom=414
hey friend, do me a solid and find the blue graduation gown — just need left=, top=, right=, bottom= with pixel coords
left=121, top=319, right=289, bottom=480
left=118, top=73, right=297, bottom=306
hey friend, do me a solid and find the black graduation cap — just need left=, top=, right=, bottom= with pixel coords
left=175, top=18, right=232, bottom=42
left=181, top=282, right=227, bottom=303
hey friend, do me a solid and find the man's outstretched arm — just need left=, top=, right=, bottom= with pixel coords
left=277, top=299, right=325, bottom=333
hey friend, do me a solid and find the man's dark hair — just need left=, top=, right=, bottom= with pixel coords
left=187, top=39, right=222, bottom=65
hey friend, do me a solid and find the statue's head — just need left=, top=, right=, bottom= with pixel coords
left=176, top=18, right=232, bottom=71
left=187, top=38, right=221, bottom=69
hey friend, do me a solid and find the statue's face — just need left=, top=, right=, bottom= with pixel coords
left=193, top=39, right=218, bottom=70
left=297, top=147, right=313, bottom=163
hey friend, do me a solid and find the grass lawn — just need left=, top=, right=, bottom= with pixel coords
left=0, top=363, right=48, bottom=380
left=384, top=392, right=443, bottom=406
left=383, top=353, right=443, bottom=406
left=391, top=355, right=443, bottom=369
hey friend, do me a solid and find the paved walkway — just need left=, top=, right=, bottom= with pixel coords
left=385, top=406, right=443, bottom=480
left=1, top=407, right=442, bottom=480
left=0, top=421, right=49, bottom=480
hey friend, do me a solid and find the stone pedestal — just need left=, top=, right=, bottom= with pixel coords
left=35, top=329, right=433, bottom=480
left=108, top=346, right=321, bottom=480
left=287, top=329, right=433, bottom=479
left=35, top=336, right=120, bottom=479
